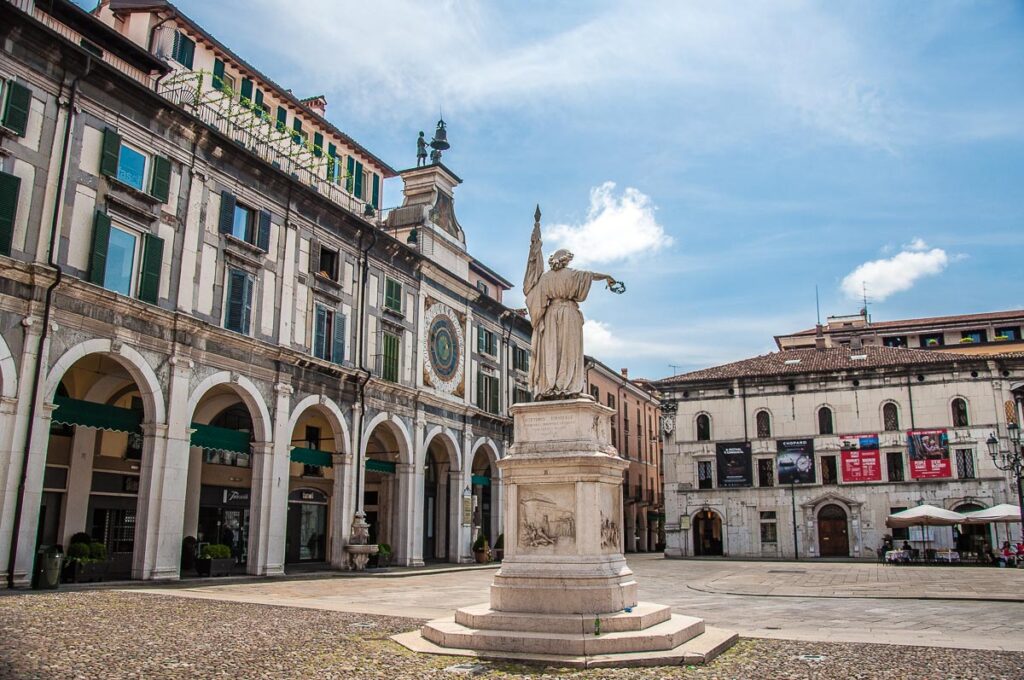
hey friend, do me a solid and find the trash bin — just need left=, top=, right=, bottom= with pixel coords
left=31, top=547, right=63, bottom=590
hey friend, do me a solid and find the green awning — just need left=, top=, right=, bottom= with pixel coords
left=647, top=511, right=666, bottom=522
left=365, top=459, right=396, bottom=474
left=471, top=474, right=491, bottom=487
left=52, top=395, right=142, bottom=433
left=190, top=423, right=251, bottom=454
left=291, top=447, right=333, bottom=467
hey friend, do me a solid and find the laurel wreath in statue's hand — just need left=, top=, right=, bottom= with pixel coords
left=608, top=280, right=626, bottom=294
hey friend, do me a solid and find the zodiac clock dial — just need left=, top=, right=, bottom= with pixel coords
left=424, top=303, right=464, bottom=394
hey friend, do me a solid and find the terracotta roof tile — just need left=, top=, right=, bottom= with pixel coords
left=783, top=309, right=1024, bottom=338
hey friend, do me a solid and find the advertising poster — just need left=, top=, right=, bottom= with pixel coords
left=839, top=433, right=882, bottom=483
left=777, top=438, right=815, bottom=485
left=715, top=442, right=753, bottom=487
left=908, top=428, right=951, bottom=479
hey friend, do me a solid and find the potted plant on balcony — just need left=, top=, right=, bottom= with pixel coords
left=959, top=337, right=975, bottom=344
left=473, top=532, right=490, bottom=564
left=995, top=335, right=1010, bottom=342
left=195, top=544, right=234, bottom=577
left=493, top=533, right=504, bottom=561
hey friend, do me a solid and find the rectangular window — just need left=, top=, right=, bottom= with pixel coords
left=476, top=371, right=500, bottom=414
left=961, top=329, right=986, bottom=344
left=327, top=144, right=341, bottom=183
left=886, top=451, right=905, bottom=482
left=224, top=268, right=254, bottom=334
left=920, top=333, right=944, bottom=348
left=513, top=346, right=530, bottom=372
left=292, top=118, right=304, bottom=146
left=697, top=460, right=713, bottom=489
left=513, top=387, right=532, bottom=404
left=170, top=30, right=195, bottom=69
left=760, top=512, right=778, bottom=543
left=99, top=129, right=170, bottom=202
left=883, top=336, right=907, bottom=348
left=821, top=455, right=838, bottom=485
left=104, top=226, right=138, bottom=297
left=232, top=203, right=255, bottom=242
left=890, top=507, right=909, bottom=540
left=276, top=106, right=287, bottom=133
left=0, top=169, right=21, bottom=256
left=477, top=327, right=497, bottom=356
left=384, top=277, right=403, bottom=313
left=955, top=449, right=975, bottom=479
left=116, top=143, right=148, bottom=191
left=313, top=132, right=324, bottom=157
left=317, top=245, right=339, bottom=281
left=607, top=394, right=616, bottom=409
left=476, top=281, right=489, bottom=297
left=1, top=80, right=31, bottom=137
left=218, top=191, right=271, bottom=251
left=212, top=58, right=226, bottom=92
left=313, top=304, right=345, bottom=364
left=757, top=458, right=775, bottom=487
left=381, top=331, right=400, bottom=382
left=590, top=385, right=600, bottom=401
left=995, top=326, right=1020, bottom=341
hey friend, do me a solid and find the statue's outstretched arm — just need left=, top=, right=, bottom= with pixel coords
left=523, top=207, right=544, bottom=296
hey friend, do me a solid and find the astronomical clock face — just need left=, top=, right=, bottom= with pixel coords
left=423, top=302, right=465, bottom=396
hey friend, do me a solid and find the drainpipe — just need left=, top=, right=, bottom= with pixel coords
left=352, top=226, right=376, bottom=514
left=7, top=59, right=88, bottom=588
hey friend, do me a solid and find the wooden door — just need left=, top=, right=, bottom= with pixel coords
left=817, top=504, right=849, bottom=557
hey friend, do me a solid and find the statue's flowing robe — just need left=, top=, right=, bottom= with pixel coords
left=525, top=267, right=595, bottom=399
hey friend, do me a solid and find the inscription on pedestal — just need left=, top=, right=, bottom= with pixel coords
left=521, top=412, right=577, bottom=442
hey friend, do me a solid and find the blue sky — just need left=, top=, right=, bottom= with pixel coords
left=103, top=1, right=1024, bottom=378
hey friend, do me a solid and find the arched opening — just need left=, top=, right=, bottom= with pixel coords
left=285, top=407, right=342, bottom=567
left=817, top=503, right=849, bottom=557
left=882, top=402, right=900, bottom=431
left=951, top=398, right=969, bottom=427
left=692, top=509, right=723, bottom=556
left=755, top=410, right=771, bottom=439
left=696, top=414, right=711, bottom=441
left=470, top=443, right=498, bottom=547
left=41, top=354, right=151, bottom=580
left=421, top=432, right=459, bottom=563
left=183, top=384, right=265, bottom=575
left=817, top=407, right=834, bottom=435
left=363, top=419, right=409, bottom=561
left=954, top=503, right=992, bottom=554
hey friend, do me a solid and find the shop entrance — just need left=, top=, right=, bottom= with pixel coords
left=955, top=503, right=992, bottom=553
left=197, top=486, right=250, bottom=566
left=817, top=504, right=849, bottom=557
left=286, top=489, right=328, bottom=563
left=693, top=509, right=723, bottom=556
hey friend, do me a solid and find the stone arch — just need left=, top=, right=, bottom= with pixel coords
left=287, top=394, right=350, bottom=455
left=469, top=437, right=500, bottom=470
left=43, top=339, right=165, bottom=424
left=421, top=425, right=461, bottom=472
left=691, top=506, right=724, bottom=556
left=0, top=331, right=17, bottom=399
left=186, top=371, right=272, bottom=443
left=694, top=411, right=712, bottom=441
left=360, top=411, right=413, bottom=465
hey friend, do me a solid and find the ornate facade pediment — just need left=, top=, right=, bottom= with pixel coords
left=800, top=490, right=863, bottom=510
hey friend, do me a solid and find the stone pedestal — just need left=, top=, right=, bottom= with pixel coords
left=394, top=399, right=736, bottom=668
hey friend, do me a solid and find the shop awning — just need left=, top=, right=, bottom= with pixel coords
left=291, top=447, right=333, bottom=467
left=51, top=395, right=142, bottom=433
left=190, top=423, right=251, bottom=454
left=647, top=511, right=666, bottom=522
left=471, top=474, right=491, bottom=487
left=365, top=459, right=396, bottom=474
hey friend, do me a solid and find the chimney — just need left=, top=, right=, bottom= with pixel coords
left=620, top=368, right=629, bottom=379
left=814, top=324, right=826, bottom=351
left=850, top=335, right=863, bottom=351
left=301, top=95, right=327, bottom=117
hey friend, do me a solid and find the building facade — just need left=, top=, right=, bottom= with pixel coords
left=655, top=346, right=1024, bottom=560
left=585, top=358, right=664, bottom=553
left=0, top=0, right=530, bottom=586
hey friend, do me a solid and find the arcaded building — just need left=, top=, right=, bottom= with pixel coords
left=0, top=0, right=530, bottom=585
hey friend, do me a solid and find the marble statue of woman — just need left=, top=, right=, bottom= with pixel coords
left=523, top=206, right=618, bottom=400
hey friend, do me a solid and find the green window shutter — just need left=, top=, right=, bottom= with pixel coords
left=489, top=375, right=500, bottom=414
left=100, top=128, right=121, bottom=178
left=149, top=155, right=171, bottom=202
left=332, top=313, right=346, bottom=365
left=2, top=81, right=32, bottom=137
left=241, top=274, right=253, bottom=334
left=218, top=190, right=236, bottom=234
left=212, top=58, right=226, bottom=91
left=313, top=305, right=327, bottom=359
left=276, top=106, right=287, bottom=133
left=313, top=132, right=323, bottom=157
left=256, top=209, right=271, bottom=251
left=88, top=211, right=111, bottom=285
left=476, top=371, right=484, bottom=408
left=382, top=332, right=399, bottom=382
left=327, top=144, right=338, bottom=182
left=0, top=171, right=20, bottom=257
left=371, top=174, right=380, bottom=209
left=225, top=268, right=253, bottom=333
left=292, top=118, right=303, bottom=145
left=345, top=156, right=355, bottom=193
left=172, top=32, right=195, bottom=69
left=254, top=88, right=264, bottom=114
left=384, top=278, right=402, bottom=312
left=353, top=161, right=364, bottom=199
left=137, top=233, right=164, bottom=304
left=477, top=327, right=485, bottom=353
left=240, top=78, right=253, bottom=104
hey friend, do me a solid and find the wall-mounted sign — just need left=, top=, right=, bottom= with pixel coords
left=715, top=442, right=753, bottom=487
left=840, top=433, right=882, bottom=482
left=462, top=496, right=473, bottom=526
left=777, top=438, right=815, bottom=485
left=908, top=428, right=951, bottom=479
left=679, top=515, right=691, bottom=530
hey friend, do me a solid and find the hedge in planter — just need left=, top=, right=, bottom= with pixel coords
left=196, top=544, right=235, bottom=577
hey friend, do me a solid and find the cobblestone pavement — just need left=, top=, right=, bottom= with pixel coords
left=2, top=591, right=1023, bottom=680
left=136, top=554, right=1024, bottom=651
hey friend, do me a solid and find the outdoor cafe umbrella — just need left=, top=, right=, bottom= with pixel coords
left=961, top=504, right=1023, bottom=548
left=885, top=505, right=966, bottom=558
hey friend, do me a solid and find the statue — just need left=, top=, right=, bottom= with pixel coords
left=523, top=206, right=621, bottom=400
left=416, top=131, right=427, bottom=167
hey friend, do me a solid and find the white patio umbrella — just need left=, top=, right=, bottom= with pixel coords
left=885, top=505, right=966, bottom=560
left=961, top=504, right=1023, bottom=549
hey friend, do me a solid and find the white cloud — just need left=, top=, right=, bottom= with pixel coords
left=544, top=183, right=672, bottom=266
left=840, top=239, right=949, bottom=302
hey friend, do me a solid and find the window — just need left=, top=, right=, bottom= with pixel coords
left=817, top=406, right=834, bottom=435
left=821, top=456, right=838, bottom=485
left=955, top=449, right=975, bottom=479
left=697, top=461, right=713, bottom=489
left=87, top=212, right=164, bottom=303
left=512, top=387, right=532, bottom=404
left=313, top=132, right=324, bottom=157
left=316, top=244, right=339, bottom=281
left=170, top=30, right=195, bottom=69
left=951, top=398, right=969, bottom=427
left=590, top=385, right=600, bottom=401
left=292, top=118, right=305, bottom=146
left=327, top=144, right=342, bottom=184
left=476, top=281, right=489, bottom=297
left=883, top=402, right=899, bottom=431
left=477, top=326, right=497, bottom=356
left=381, top=331, right=400, bottom=382
left=886, top=451, right=905, bottom=482
left=1, top=79, right=31, bottom=137
left=759, top=511, right=778, bottom=543
left=346, top=157, right=365, bottom=198
left=607, top=394, right=616, bottom=409
left=224, top=268, right=254, bottom=334
left=313, top=304, right=345, bottom=364
left=477, top=371, right=500, bottom=414
left=920, top=333, right=944, bottom=348
left=0, top=169, right=22, bottom=256
left=696, top=414, right=711, bottom=441
left=217, top=191, right=271, bottom=251
left=995, top=326, right=1020, bottom=341
left=889, top=507, right=909, bottom=540
left=384, top=277, right=403, bottom=313
left=755, top=410, right=771, bottom=438
left=98, top=129, right=172, bottom=202
left=212, top=58, right=228, bottom=92
left=276, top=106, right=287, bottom=134
left=513, top=346, right=529, bottom=372
left=883, top=336, right=907, bottom=348
left=757, top=458, right=775, bottom=487
left=960, top=329, right=986, bottom=344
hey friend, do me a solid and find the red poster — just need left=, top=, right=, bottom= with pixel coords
left=907, top=428, right=951, bottom=479
left=840, top=433, right=882, bottom=482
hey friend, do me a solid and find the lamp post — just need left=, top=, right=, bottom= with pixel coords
left=986, top=422, right=1024, bottom=545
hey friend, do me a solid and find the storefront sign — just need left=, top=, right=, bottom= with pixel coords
left=223, top=489, right=250, bottom=504
left=908, top=428, right=951, bottom=479
left=462, top=496, right=472, bottom=526
left=715, top=442, right=753, bottom=487
left=679, top=515, right=691, bottom=530
left=840, top=433, right=882, bottom=482
left=777, top=438, right=815, bottom=485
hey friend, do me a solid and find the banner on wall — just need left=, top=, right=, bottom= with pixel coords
left=777, top=438, right=815, bottom=485
left=839, top=433, right=882, bottom=482
left=715, top=442, right=753, bottom=487
left=907, top=428, right=951, bottom=479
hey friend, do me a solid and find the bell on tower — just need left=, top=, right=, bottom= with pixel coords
left=429, top=118, right=450, bottom=164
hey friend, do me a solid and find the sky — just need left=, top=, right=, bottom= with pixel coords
left=96, top=1, right=1024, bottom=379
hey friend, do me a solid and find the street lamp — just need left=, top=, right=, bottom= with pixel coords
left=986, top=422, right=1024, bottom=545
